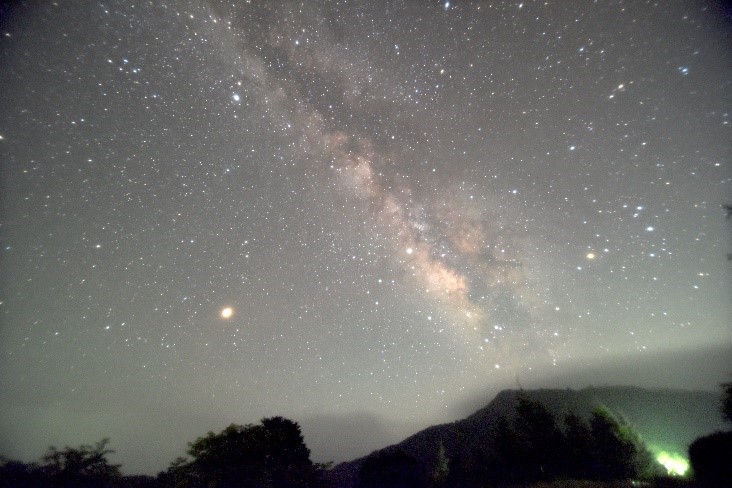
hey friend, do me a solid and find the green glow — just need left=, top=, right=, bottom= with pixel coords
left=655, top=450, right=689, bottom=476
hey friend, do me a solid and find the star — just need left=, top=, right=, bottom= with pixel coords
left=220, top=307, right=234, bottom=319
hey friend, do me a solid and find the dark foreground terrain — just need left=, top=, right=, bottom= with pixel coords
left=2, top=386, right=729, bottom=488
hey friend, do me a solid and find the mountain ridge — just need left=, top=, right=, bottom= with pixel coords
left=325, top=386, right=725, bottom=487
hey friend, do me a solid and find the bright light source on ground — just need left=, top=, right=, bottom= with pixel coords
left=655, top=451, right=689, bottom=476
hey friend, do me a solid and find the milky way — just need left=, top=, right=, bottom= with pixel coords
left=1, top=0, right=730, bottom=475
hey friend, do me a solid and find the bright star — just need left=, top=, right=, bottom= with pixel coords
left=220, top=307, right=234, bottom=319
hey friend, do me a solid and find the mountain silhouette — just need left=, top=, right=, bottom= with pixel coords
left=325, top=386, right=724, bottom=487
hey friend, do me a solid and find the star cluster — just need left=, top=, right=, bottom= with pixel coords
left=0, top=0, right=730, bottom=475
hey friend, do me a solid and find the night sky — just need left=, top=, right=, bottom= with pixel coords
left=1, top=0, right=730, bottom=476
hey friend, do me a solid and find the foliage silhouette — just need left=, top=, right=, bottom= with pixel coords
left=0, top=439, right=122, bottom=488
left=158, top=416, right=324, bottom=488
left=688, top=430, right=732, bottom=486
left=0, top=390, right=691, bottom=487
left=562, top=412, right=595, bottom=479
left=0, top=456, right=45, bottom=488
left=688, top=382, right=732, bottom=486
left=721, top=382, right=732, bottom=424
left=41, top=438, right=122, bottom=487
left=430, top=442, right=449, bottom=486
left=588, top=405, right=657, bottom=480
left=514, top=395, right=567, bottom=480
left=469, top=400, right=659, bottom=485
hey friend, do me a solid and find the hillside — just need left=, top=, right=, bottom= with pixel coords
left=326, top=386, right=724, bottom=487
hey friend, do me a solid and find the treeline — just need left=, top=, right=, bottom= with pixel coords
left=359, top=397, right=662, bottom=487
left=465, top=399, right=661, bottom=484
left=0, top=417, right=329, bottom=488
left=158, top=417, right=329, bottom=488
left=0, top=403, right=662, bottom=488
left=2, top=386, right=731, bottom=487
left=0, top=438, right=129, bottom=488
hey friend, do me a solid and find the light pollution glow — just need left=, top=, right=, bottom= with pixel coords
left=654, top=450, right=689, bottom=476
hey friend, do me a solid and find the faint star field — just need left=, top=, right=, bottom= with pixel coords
left=0, top=0, right=730, bottom=475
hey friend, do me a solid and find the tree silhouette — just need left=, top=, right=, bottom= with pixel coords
left=488, top=397, right=578, bottom=483
left=41, top=438, right=121, bottom=488
left=487, top=415, right=523, bottom=484
left=430, top=442, right=449, bottom=486
left=562, top=412, right=594, bottom=479
left=689, top=431, right=732, bottom=485
left=484, top=400, right=658, bottom=484
left=721, top=382, right=732, bottom=424
left=688, top=382, right=732, bottom=485
left=513, top=395, right=565, bottom=480
left=589, top=406, right=658, bottom=480
left=159, top=417, right=323, bottom=488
